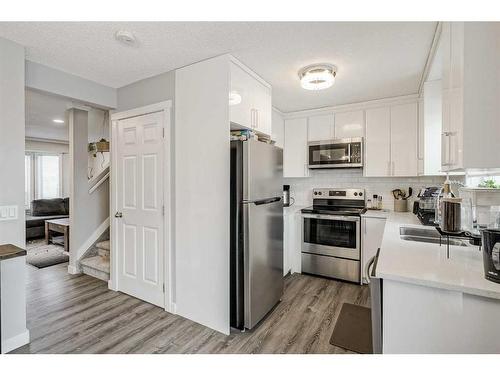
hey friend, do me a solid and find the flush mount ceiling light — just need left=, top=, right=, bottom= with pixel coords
left=52, top=119, right=64, bottom=124
left=115, top=30, right=137, bottom=47
left=298, top=64, right=337, bottom=91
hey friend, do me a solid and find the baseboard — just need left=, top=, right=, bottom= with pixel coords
left=107, top=279, right=117, bottom=291
left=2, top=329, right=30, bottom=354
left=75, top=217, right=110, bottom=261
left=67, top=264, right=81, bottom=274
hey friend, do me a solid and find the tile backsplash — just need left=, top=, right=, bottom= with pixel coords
left=285, top=169, right=447, bottom=210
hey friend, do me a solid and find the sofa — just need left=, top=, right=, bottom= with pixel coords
left=26, top=198, right=69, bottom=240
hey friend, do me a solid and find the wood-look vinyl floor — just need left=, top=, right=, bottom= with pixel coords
left=12, top=263, right=370, bottom=354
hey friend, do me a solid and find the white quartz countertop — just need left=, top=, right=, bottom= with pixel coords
left=376, top=212, right=500, bottom=300
left=361, top=209, right=391, bottom=219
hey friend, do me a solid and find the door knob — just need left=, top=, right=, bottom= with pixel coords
left=115, top=212, right=123, bottom=218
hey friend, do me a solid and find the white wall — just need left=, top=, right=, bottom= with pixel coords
left=0, top=37, right=25, bottom=248
left=116, top=70, right=175, bottom=112
left=286, top=168, right=446, bottom=210
left=175, top=55, right=230, bottom=335
left=26, top=61, right=116, bottom=109
left=69, top=108, right=109, bottom=270
left=87, top=108, right=110, bottom=180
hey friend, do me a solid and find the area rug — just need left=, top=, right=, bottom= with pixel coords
left=329, top=303, right=373, bottom=354
left=26, top=238, right=69, bottom=269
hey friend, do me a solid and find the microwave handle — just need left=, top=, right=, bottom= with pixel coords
left=348, top=143, right=351, bottom=163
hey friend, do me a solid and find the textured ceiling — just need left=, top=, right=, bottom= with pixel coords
left=1, top=22, right=436, bottom=112
left=25, top=89, right=71, bottom=141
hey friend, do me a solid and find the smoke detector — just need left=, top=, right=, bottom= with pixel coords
left=115, top=30, right=137, bottom=47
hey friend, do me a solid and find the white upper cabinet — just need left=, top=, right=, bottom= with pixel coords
left=307, top=113, right=334, bottom=141
left=365, top=107, right=391, bottom=177
left=440, top=22, right=500, bottom=171
left=272, top=109, right=284, bottom=149
left=364, top=102, right=418, bottom=177
left=334, top=110, right=365, bottom=139
left=423, top=80, right=443, bottom=175
left=390, top=103, right=418, bottom=176
left=229, top=61, right=272, bottom=136
left=284, top=118, right=309, bottom=178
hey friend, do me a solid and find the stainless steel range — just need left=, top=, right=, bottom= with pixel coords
left=301, top=188, right=366, bottom=283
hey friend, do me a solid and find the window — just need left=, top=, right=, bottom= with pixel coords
left=466, top=174, right=500, bottom=189
left=24, top=154, right=32, bottom=208
left=25, top=152, right=63, bottom=208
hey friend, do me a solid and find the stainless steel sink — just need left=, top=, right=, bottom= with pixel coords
left=399, top=226, right=471, bottom=247
left=399, top=227, right=440, bottom=238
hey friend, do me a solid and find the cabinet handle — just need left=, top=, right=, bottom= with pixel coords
left=442, top=132, right=454, bottom=166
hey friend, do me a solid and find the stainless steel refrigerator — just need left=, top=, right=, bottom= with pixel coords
left=230, top=139, right=284, bottom=330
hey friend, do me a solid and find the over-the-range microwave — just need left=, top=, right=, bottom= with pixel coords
left=308, top=137, right=363, bottom=169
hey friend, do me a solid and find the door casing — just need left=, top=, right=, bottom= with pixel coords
left=109, top=101, right=173, bottom=313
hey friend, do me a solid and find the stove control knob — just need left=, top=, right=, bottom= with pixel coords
left=314, top=192, right=317, bottom=195
left=354, top=192, right=358, bottom=196
left=359, top=192, right=363, bottom=196
left=318, top=192, right=322, bottom=195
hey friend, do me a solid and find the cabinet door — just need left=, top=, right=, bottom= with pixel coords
left=361, top=217, right=387, bottom=284
left=230, top=62, right=254, bottom=129
left=365, top=107, right=391, bottom=177
left=334, top=110, right=365, bottom=139
left=254, top=81, right=272, bottom=136
left=391, top=103, right=418, bottom=176
left=272, top=109, right=284, bottom=149
left=307, top=113, right=334, bottom=141
left=449, top=22, right=464, bottom=169
left=284, top=118, right=309, bottom=177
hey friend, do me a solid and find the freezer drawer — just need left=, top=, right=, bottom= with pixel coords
left=301, top=252, right=360, bottom=283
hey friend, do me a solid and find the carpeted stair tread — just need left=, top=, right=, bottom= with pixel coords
left=80, top=255, right=110, bottom=274
left=96, top=240, right=110, bottom=250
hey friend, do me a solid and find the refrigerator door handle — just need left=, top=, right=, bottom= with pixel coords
left=243, top=197, right=282, bottom=206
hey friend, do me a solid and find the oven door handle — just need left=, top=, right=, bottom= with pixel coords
left=301, top=213, right=360, bottom=222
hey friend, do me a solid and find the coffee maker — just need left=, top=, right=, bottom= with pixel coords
left=415, top=187, right=440, bottom=226
left=481, top=229, right=500, bottom=283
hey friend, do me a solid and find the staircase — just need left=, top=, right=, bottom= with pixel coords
left=80, top=239, right=110, bottom=281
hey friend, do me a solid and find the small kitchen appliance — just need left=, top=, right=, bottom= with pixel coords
left=440, top=197, right=462, bottom=233
left=481, top=229, right=500, bottom=283
left=283, top=185, right=293, bottom=207
left=301, top=188, right=366, bottom=283
left=415, top=187, right=440, bottom=226
left=308, top=138, right=363, bottom=169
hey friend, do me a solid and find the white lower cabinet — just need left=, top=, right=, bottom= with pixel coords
left=284, top=118, right=309, bottom=177
left=361, top=216, right=387, bottom=284
left=284, top=206, right=303, bottom=275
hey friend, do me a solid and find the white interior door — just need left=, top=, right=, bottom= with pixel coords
left=116, top=111, right=165, bottom=307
